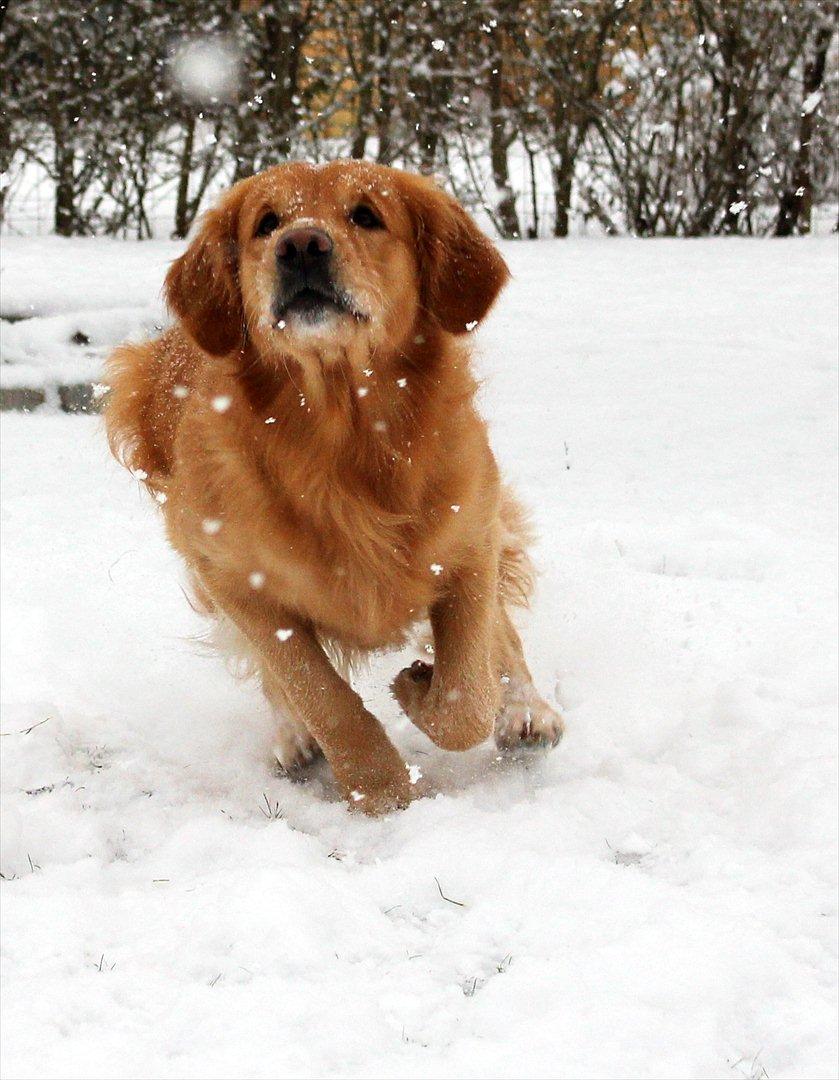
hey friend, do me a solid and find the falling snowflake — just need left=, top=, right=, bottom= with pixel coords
left=211, top=395, right=232, bottom=413
left=249, top=571, right=266, bottom=589
left=171, top=36, right=240, bottom=104
left=275, top=628, right=294, bottom=642
left=430, top=563, right=443, bottom=575
left=202, top=518, right=222, bottom=535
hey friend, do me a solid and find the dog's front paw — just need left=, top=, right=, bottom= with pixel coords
left=494, top=694, right=564, bottom=751
left=344, top=768, right=416, bottom=816
left=273, top=724, right=323, bottom=779
left=391, top=659, right=433, bottom=721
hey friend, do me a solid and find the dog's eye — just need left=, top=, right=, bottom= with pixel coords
left=254, top=211, right=280, bottom=238
left=349, top=204, right=384, bottom=230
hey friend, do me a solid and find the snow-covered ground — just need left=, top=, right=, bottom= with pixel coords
left=1, top=236, right=837, bottom=1080
left=0, top=236, right=177, bottom=389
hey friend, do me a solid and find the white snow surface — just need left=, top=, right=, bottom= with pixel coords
left=1, top=237, right=837, bottom=1079
left=0, top=236, right=176, bottom=389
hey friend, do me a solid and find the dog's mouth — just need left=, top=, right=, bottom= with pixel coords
left=273, top=283, right=367, bottom=326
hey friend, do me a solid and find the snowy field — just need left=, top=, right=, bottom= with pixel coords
left=1, top=236, right=837, bottom=1080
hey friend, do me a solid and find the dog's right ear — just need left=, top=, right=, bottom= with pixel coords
left=165, top=199, right=244, bottom=356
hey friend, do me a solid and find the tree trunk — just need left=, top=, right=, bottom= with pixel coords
left=232, top=109, right=258, bottom=182
left=525, top=139, right=539, bottom=238
left=551, top=131, right=574, bottom=238
left=54, top=139, right=75, bottom=236
left=717, top=14, right=754, bottom=236
left=418, top=129, right=438, bottom=174
left=488, top=64, right=520, bottom=239
left=350, top=118, right=369, bottom=160
left=375, top=78, right=395, bottom=164
left=350, top=19, right=376, bottom=159
left=776, top=24, right=832, bottom=237
left=552, top=167, right=573, bottom=237
left=374, top=8, right=395, bottom=164
left=173, top=117, right=195, bottom=240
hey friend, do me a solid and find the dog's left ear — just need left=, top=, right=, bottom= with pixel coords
left=165, top=195, right=243, bottom=357
left=401, top=174, right=510, bottom=334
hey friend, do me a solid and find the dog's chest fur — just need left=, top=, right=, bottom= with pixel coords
left=169, top=362, right=485, bottom=650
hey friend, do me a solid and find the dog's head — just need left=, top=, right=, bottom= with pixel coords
left=165, top=161, right=509, bottom=367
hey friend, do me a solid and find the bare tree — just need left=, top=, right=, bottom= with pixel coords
left=513, top=0, right=639, bottom=237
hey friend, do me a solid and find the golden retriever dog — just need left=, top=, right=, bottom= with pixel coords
left=105, top=161, right=563, bottom=814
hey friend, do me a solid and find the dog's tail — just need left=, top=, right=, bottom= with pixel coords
left=105, top=342, right=163, bottom=485
left=104, top=330, right=195, bottom=500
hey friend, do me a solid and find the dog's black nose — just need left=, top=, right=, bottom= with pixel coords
left=276, top=226, right=333, bottom=271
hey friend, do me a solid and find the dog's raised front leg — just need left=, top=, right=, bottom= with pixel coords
left=393, top=558, right=500, bottom=751
left=211, top=588, right=413, bottom=814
